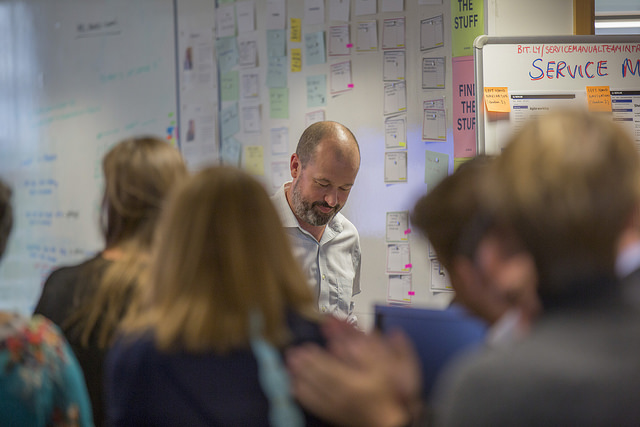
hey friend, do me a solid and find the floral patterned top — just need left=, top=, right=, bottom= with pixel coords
left=0, top=313, right=94, bottom=426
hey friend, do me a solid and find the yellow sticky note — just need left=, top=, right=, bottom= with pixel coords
left=454, top=157, right=473, bottom=172
left=586, top=86, right=612, bottom=112
left=291, top=48, right=302, bottom=72
left=243, top=146, right=264, bottom=176
left=484, top=87, right=511, bottom=113
left=290, top=18, right=301, bottom=43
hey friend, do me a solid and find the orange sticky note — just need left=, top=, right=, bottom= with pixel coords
left=484, top=87, right=511, bottom=113
left=586, top=86, right=612, bottom=112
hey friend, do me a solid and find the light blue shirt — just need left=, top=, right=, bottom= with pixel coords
left=272, top=184, right=361, bottom=324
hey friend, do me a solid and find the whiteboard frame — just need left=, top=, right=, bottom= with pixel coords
left=473, top=34, right=640, bottom=153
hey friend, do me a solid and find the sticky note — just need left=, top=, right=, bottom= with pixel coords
left=290, top=18, right=302, bottom=42
left=405, top=263, right=412, bottom=269
left=586, top=86, right=612, bottom=112
left=484, top=87, right=511, bottom=113
left=291, top=48, right=302, bottom=72
left=404, top=229, right=411, bottom=235
left=408, top=291, right=415, bottom=296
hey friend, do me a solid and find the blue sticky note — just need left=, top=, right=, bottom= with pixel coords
left=216, top=36, right=239, bottom=75
left=267, top=56, right=287, bottom=88
left=305, top=31, right=326, bottom=66
left=221, top=136, right=242, bottom=167
left=267, top=29, right=286, bottom=58
left=306, top=75, right=327, bottom=108
left=220, top=103, right=240, bottom=140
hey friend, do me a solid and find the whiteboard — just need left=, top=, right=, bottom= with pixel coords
left=0, top=0, right=177, bottom=314
left=474, top=35, right=640, bottom=154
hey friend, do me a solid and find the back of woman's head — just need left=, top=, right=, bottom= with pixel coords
left=132, top=166, right=315, bottom=353
left=102, top=137, right=187, bottom=249
left=73, top=137, right=187, bottom=348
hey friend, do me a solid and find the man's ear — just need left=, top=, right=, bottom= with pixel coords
left=290, top=153, right=301, bottom=179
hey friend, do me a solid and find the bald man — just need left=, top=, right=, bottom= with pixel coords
left=272, top=121, right=362, bottom=324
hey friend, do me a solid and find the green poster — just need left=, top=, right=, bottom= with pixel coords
left=451, top=0, right=484, bottom=58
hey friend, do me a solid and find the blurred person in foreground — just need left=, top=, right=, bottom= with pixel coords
left=34, top=137, right=187, bottom=426
left=433, top=110, right=640, bottom=425
left=106, top=166, right=332, bottom=427
left=0, top=179, right=94, bottom=426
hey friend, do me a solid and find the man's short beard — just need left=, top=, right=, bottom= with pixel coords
left=290, top=180, right=339, bottom=226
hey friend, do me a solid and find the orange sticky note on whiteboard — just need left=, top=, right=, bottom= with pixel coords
left=484, top=87, right=511, bottom=113
left=586, top=86, right=612, bottom=112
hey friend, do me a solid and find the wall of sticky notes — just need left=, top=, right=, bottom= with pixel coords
left=213, top=0, right=473, bottom=329
left=475, top=35, right=640, bottom=155
left=0, top=0, right=178, bottom=314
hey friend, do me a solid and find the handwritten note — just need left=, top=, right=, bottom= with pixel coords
left=305, top=32, right=326, bottom=66
left=307, top=75, right=327, bottom=107
left=290, top=18, right=302, bottom=42
left=270, top=88, right=289, bottom=119
left=586, top=86, right=612, bottom=112
left=484, top=87, right=511, bottom=112
left=291, top=48, right=302, bottom=72
left=244, top=145, right=264, bottom=175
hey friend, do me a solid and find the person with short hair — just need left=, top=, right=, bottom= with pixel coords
left=434, top=110, right=640, bottom=426
left=106, top=166, right=330, bottom=426
left=272, top=121, right=362, bottom=324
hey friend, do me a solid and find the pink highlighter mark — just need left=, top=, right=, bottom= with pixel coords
left=348, top=83, right=354, bottom=88
left=405, top=263, right=412, bottom=269
left=404, top=228, right=411, bottom=235
left=408, top=291, right=415, bottom=296
left=346, top=43, right=353, bottom=48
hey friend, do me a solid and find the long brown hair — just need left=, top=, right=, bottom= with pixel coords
left=68, top=137, right=187, bottom=348
left=121, top=166, right=317, bottom=353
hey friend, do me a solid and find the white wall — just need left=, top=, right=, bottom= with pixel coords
left=486, top=0, right=574, bottom=36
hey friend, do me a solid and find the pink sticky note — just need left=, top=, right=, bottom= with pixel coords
left=404, top=228, right=411, bottom=235
left=348, top=83, right=354, bottom=88
left=346, top=43, right=353, bottom=48
left=408, top=291, right=415, bottom=296
left=405, top=263, right=412, bottom=269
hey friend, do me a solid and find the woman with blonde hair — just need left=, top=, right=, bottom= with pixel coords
left=105, top=166, right=328, bottom=427
left=34, top=136, right=187, bottom=427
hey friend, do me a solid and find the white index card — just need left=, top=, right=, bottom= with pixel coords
left=384, top=151, right=408, bottom=183
left=271, top=161, right=290, bottom=190
left=430, top=259, right=453, bottom=291
left=383, top=51, right=405, bottom=81
left=329, top=0, right=350, bottom=22
left=384, top=115, right=407, bottom=150
left=421, top=15, right=444, bottom=51
left=382, top=17, right=405, bottom=50
left=270, top=127, right=289, bottom=155
left=422, top=109, right=447, bottom=141
left=422, top=57, right=446, bottom=89
left=382, top=0, right=404, bottom=12
left=330, top=61, right=353, bottom=94
left=329, top=25, right=351, bottom=56
left=236, top=1, right=256, bottom=33
left=356, top=20, right=378, bottom=52
left=383, top=81, right=407, bottom=115
left=355, top=0, right=376, bottom=16
left=304, top=0, right=325, bottom=25
left=266, top=0, right=286, bottom=30
left=242, top=105, right=261, bottom=133
left=386, top=211, right=410, bottom=242
left=387, top=243, right=411, bottom=273
left=216, top=4, right=236, bottom=38
left=388, top=274, right=412, bottom=304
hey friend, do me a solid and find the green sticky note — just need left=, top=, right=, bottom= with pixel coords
left=306, top=75, right=327, bottom=108
left=425, top=150, right=449, bottom=190
left=270, top=88, right=289, bottom=119
left=221, top=71, right=239, bottom=102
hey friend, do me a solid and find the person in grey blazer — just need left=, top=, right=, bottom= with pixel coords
left=433, top=109, right=640, bottom=426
